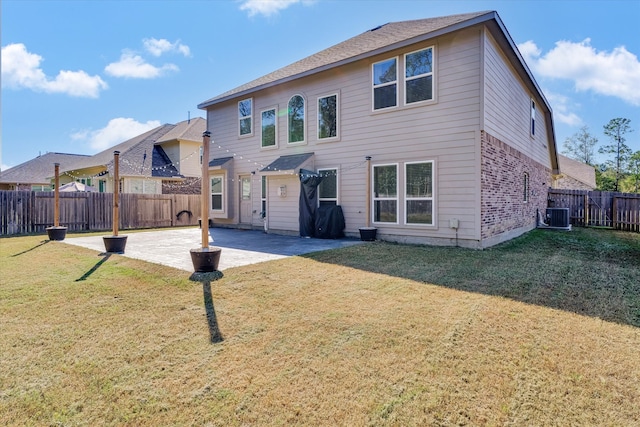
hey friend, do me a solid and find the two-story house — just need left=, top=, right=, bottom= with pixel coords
left=197, top=11, right=560, bottom=248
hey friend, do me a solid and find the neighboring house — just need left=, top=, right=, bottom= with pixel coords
left=197, top=10, right=560, bottom=248
left=0, top=152, right=91, bottom=191
left=58, top=118, right=206, bottom=194
left=554, top=154, right=596, bottom=190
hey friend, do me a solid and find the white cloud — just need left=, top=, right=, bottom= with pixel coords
left=143, top=38, right=191, bottom=57
left=0, top=43, right=107, bottom=98
left=104, top=51, right=179, bottom=78
left=545, top=91, right=583, bottom=126
left=72, top=118, right=162, bottom=151
left=519, top=39, right=640, bottom=106
left=238, top=0, right=315, bottom=17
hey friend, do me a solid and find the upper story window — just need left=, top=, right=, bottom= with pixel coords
left=288, top=95, right=305, bottom=143
left=372, top=58, right=397, bottom=110
left=373, top=164, right=398, bottom=223
left=318, top=93, right=338, bottom=140
left=318, top=168, right=338, bottom=206
left=238, top=98, right=252, bottom=136
left=530, top=99, right=536, bottom=137
left=261, top=107, right=277, bottom=148
left=405, top=47, right=434, bottom=104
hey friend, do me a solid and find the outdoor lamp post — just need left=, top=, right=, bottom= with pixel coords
left=190, top=130, right=222, bottom=272
left=201, top=131, right=211, bottom=249
left=46, top=162, right=67, bottom=240
left=103, top=151, right=128, bottom=253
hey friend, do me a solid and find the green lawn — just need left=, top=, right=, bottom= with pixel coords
left=1, top=227, right=639, bottom=426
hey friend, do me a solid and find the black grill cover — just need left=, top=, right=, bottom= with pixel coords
left=315, top=205, right=345, bottom=239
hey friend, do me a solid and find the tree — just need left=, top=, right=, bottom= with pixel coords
left=562, top=126, right=598, bottom=165
left=598, top=118, right=633, bottom=192
left=595, top=165, right=617, bottom=191
left=626, top=151, right=640, bottom=193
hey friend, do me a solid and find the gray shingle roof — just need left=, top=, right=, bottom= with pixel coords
left=209, top=157, right=234, bottom=167
left=152, top=145, right=183, bottom=178
left=60, top=118, right=205, bottom=178
left=198, top=11, right=493, bottom=108
left=0, top=152, right=91, bottom=185
left=62, top=124, right=175, bottom=177
left=197, top=10, right=558, bottom=174
left=156, top=117, right=206, bottom=143
left=261, top=153, right=314, bottom=173
left=558, top=154, right=596, bottom=188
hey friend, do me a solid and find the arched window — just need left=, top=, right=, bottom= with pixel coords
left=288, top=95, right=305, bottom=143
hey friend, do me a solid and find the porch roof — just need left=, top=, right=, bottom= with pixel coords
left=208, top=156, right=234, bottom=169
left=260, top=153, right=314, bottom=175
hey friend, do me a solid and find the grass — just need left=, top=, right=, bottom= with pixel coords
left=0, top=227, right=639, bottom=426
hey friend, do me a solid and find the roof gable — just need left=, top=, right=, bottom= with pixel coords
left=198, top=11, right=492, bottom=108
left=151, top=145, right=183, bottom=178
left=197, top=10, right=558, bottom=174
left=61, top=124, right=175, bottom=176
left=156, top=117, right=206, bottom=144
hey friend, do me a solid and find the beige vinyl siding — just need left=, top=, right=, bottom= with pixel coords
left=265, top=175, right=300, bottom=233
left=483, top=30, right=551, bottom=168
left=161, top=140, right=202, bottom=177
left=161, top=141, right=181, bottom=173
left=206, top=27, right=483, bottom=244
left=177, top=140, right=202, bottom=177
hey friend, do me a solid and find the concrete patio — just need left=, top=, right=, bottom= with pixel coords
left=64, top=227, right=365, bottom=272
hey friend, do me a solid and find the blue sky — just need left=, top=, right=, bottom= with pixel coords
left=2, top=0, right=639, bottom=171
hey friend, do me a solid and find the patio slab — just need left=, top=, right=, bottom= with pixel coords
left=64, top=227, right=365, bottom=272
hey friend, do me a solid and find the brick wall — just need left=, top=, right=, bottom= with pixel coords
left=162, top=177, right=201, bottom=195
left=481, top=131, right=550, bottom=241
left=554, top=175, right=594, bottom=191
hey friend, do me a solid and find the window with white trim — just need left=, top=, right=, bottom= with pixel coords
left=318, top=93, right=338, bottom=140
left=261, top=107, right=277, bottom=148
left=130, top=178, right=158, bottom=194
left=405, top=47, right=434, bottom=104
left=530, top=99, right=536, bottom=137
left=318, top=168, right=338, bottom=207
left=239, top=98, right=252, bottom=136
left=288, top=95, right=305, bottom=143
left=211, top=176, right=224, bottom=211
left=373, top=164, right=398, bottom=223
left=372, top=58, right=397, bottom=110
left=405, top=161, right=434, bottom=225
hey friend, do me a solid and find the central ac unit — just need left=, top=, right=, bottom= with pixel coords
left=546, top=208, right=570, bottom=228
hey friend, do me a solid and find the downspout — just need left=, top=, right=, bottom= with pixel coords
left=365, top=156, right=372, bottom=228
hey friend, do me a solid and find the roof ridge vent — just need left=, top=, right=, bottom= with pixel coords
left=369, top=23, right=388, bottom=32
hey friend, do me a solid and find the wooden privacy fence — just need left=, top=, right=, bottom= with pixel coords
left=0, top=191, right=201, bottom=236
left=547, top=189, right=640, bottom=232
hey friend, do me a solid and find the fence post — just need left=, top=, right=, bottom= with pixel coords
left=612, top=196, right=617, bottom=230
left=584, top=194, right=589, bottom=227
